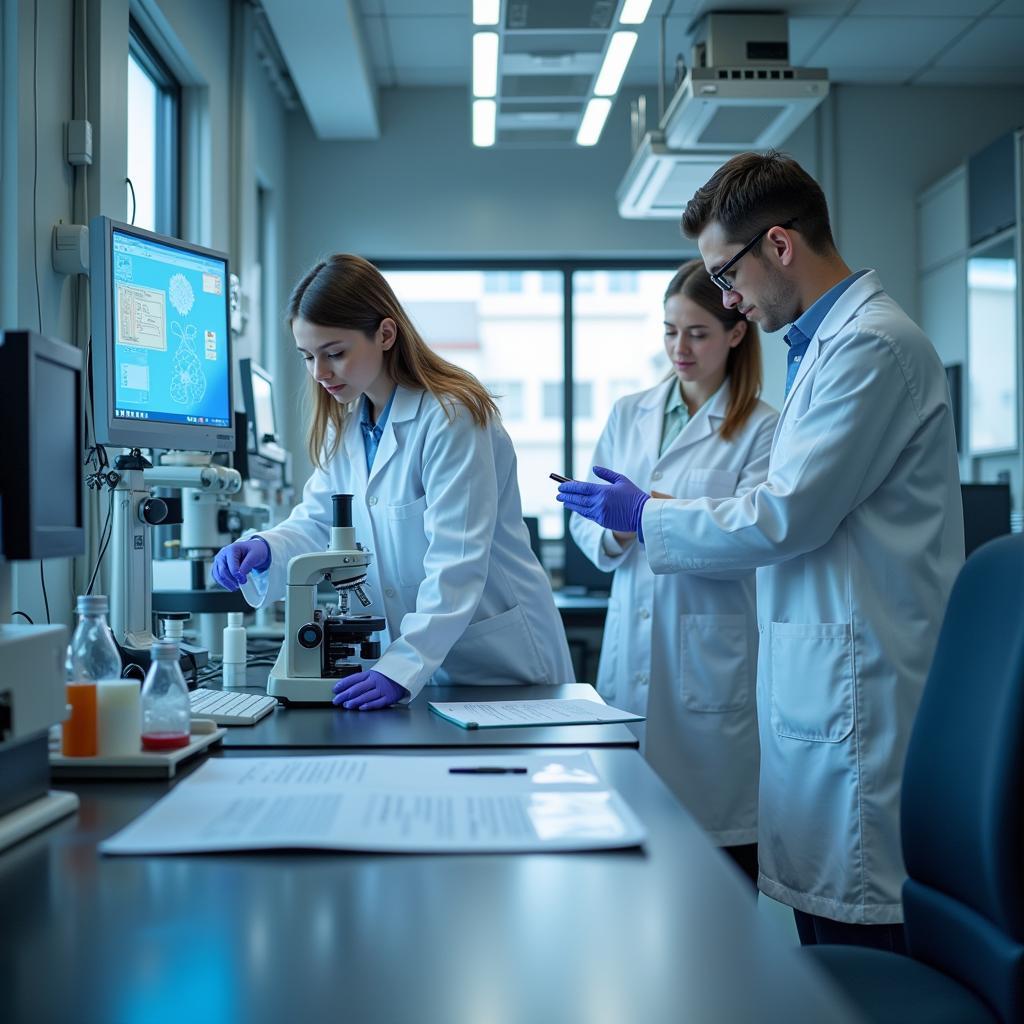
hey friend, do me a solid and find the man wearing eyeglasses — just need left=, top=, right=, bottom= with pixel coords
left=557, top=150, right=963, bottom=952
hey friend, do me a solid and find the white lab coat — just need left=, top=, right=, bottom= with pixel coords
left=248, top=386, right=575, bottom=699
left=641, top=271, right=964, bottom=923
left=571, top=380, right=778, bottom=845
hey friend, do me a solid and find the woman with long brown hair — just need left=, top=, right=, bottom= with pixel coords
left=568, top=259, right=777, bottom=885
left=214, top=254, right=573, bottom=708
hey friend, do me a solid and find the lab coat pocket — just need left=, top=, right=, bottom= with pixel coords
left=769, top=622, right=854, bottom=743
left=386, top=495, right=428, bottom=587
left=676, top=468, right=739, bottom=500
left=443, top=605, right=544, bottom=685
left=679, top=613, right=749, bottom=712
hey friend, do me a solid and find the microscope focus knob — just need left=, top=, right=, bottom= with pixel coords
left=139, top=497, right=169, bottom=525
left=297, top=622, right=323, bottom=650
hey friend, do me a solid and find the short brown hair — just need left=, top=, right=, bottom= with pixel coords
left=681, top=150, right=835, bottom=256
left=287, top=254, right=499, bottom=469
left=664, top=259, right=763, bottom=442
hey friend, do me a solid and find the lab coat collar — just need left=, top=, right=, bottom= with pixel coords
left=663, top=379, right=729, bottom=456
left=366, top=385, right=423, bottom=485
left=781, top=270, right=883, bottom=414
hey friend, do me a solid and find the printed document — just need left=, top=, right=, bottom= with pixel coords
left=100, top=752, right=646, bottom=856
left=428, top=698, right=645, bottom=730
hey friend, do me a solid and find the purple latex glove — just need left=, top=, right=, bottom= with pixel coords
left=332, top=669, right=409, bottom=710
left=212, top=537, right=271, bottom=591
left=556, top=466, right=651, bottom=540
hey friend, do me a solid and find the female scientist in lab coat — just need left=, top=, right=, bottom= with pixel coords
left=213, top=254, right=574, bottom=709
left=570, top=259, right=777, bottom=880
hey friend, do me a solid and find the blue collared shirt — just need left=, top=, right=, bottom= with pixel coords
left=360, top=387, right=397, bottom=472
left=783, top=270, right=868, bottom=399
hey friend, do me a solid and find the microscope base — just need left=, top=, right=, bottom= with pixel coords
left=266, top=647, right=361, bottom=706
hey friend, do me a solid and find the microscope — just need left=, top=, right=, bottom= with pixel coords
left=267, top=494, right=384, bottom=705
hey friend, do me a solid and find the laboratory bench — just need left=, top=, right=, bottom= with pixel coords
left=212, top=670, right=639, bottom=751
left=1, top=747, right=863, bottom=1024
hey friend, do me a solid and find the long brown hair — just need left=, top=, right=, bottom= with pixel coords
left=664, top=259, right=763, bottom=442
left=286, top=254, right=499, bottom=469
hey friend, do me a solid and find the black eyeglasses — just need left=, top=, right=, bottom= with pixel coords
left=709, top=218, right=797, bottom=292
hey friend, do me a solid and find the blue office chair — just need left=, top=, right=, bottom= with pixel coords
left=806, top=534, right=1024, bottom=1023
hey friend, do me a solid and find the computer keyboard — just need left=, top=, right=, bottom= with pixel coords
left=189, top=688, right=278, bottom=726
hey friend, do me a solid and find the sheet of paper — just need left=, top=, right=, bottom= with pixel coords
left=428, top=698, right=645, bottom=729
left=100, top=752, right=646, bottom=856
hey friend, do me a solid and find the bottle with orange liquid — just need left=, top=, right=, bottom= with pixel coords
left=63, top=595, right=122, bottom=757
left=141, top=639, right=191, bottom=751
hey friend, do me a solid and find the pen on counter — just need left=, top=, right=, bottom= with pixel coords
left=448, top=767, right=528, bottom=774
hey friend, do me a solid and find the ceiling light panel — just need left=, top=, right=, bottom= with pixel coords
left=473, top=99, right=497, bottom=146
left=577, top=96, right=612, bottom=146
left=473, top=0, right=500, bottom=26
left=473, top=32, right=499, bottom=97
left=594, top=31, right=637, bottom=96
left=619, top=0, right=652, bottom=24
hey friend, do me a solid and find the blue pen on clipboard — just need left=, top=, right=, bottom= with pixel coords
left=448, top=767, right=527, bottom=774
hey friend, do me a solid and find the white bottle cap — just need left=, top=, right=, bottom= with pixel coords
left=227, top=612, right=244, bottom=627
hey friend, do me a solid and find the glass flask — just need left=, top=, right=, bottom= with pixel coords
left=141, top=639, right=191, bottom=751
left=64, top=595, right=123, bottom=757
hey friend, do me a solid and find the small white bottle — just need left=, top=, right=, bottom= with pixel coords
left=222, top=612, right=247, bottom=687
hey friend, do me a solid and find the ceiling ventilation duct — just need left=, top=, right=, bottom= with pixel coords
left=618, top=12, right=829, bottom=219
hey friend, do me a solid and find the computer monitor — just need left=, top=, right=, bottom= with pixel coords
left=239, top=358, right=286, bottom=465
left=0, top=331, right=84, bottom=560
left=961, top=483, right=1012, bottom=557
left=89, top=216, right=234, bottom=453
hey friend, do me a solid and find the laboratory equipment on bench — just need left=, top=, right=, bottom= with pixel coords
left=0, top=330, right=83, bottom=850
left=65, top=594, right=137, bottom=757
left=267, top=493, right=384, bottom=705
left=189, top=689, right=277, bottom=726
left=141, top=640, right=191, bottom=750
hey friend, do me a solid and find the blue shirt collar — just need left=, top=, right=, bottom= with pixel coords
left=788, top=269, right=868, bottom=347
left=360, top=386, right=397, bottom=435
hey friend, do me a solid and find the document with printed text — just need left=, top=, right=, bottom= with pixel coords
left=428, top=698, right=645, bottom=730
left=100, top=752, right=646, bottom=856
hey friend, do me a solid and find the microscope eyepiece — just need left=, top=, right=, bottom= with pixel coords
left=331, top=493, right=354, bottom=528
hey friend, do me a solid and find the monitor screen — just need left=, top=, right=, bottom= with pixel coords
left=90, top=217, right=234, bottom=452
left=251, top=368, right=277, bottom=444
left=111, top=229, right=230, bottom=428
left=961, top=483, right=1012, bottom=557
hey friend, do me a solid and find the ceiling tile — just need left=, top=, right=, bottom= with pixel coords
left=387, top=15, right=471, bottom=75
left=851, top=0, right=996, bottom=14
left=807, top=16, right=972, bottom=69
left=789, top=16, right=839, bottom=65
left=383, top=0, right=466, bottom=14
left=992, top=0, right=1024, bottom=11
left=392, top=66, right=470, bottom=86
left=934, top=16, right=1024, bottom=68
left=916, top=65, right=1024, bottom=85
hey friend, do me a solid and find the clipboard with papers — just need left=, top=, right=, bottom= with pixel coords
left=428, top=698, right=645, bottom=730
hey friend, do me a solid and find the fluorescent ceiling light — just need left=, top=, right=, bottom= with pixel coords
left=594, top=32, right=637, bottom=97
left=576, top=97, right=612, bottom=146
left=473, top=0, right=500, bottom=25
left=473, top=32, right=499, bottom=98
left=473, top=99, right=496, bottom=147
left=619, top=0, right=653, bottom=24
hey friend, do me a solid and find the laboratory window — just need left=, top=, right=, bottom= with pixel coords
left=127, top=21, right=180, bottom=236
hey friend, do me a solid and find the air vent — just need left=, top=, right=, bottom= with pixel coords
left=506, top=0, right=615, bottom=31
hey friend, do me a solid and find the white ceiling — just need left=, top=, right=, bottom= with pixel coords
left=265, top=0, right=1024, bottom=140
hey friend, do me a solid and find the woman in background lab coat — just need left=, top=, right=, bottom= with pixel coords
left=213, top=254, right=573, bottom=708
left=570, top=260, right=777, bottom=882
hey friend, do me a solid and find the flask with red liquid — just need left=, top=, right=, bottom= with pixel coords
left=141, top=639, right=191, bottom=751
left=63, top=595, right=122, bottom=757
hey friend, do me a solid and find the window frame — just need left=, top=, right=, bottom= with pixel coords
left=374, top=258, right=683, bottom=485
left=128, top=19, right=181, bottom=237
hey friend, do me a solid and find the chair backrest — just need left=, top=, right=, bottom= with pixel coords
left=901, top=533, right=1024, bottom=1022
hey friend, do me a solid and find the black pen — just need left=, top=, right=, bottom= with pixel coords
left=448, top=767, right=527, bottom=774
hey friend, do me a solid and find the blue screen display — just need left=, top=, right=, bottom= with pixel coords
left=110, top=229, right=230, bottom=429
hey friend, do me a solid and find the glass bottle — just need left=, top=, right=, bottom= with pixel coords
left=141, top=640, right=191, bottom=751
left=63, top=595, right=123, bottom=757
